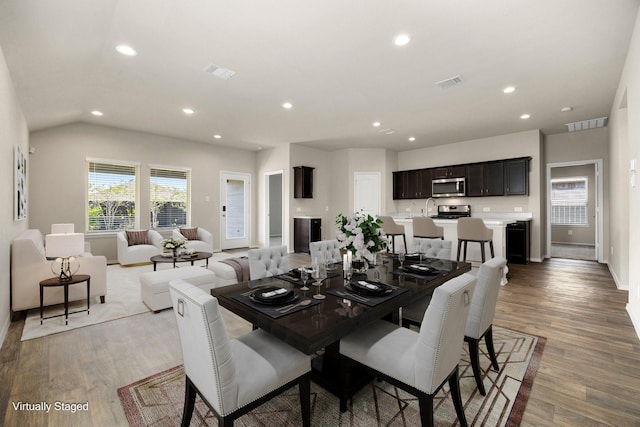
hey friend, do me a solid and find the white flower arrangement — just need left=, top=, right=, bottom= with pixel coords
left=162, top=237, right=187, bottom=251
left=335, top=211, right=387, bottom=262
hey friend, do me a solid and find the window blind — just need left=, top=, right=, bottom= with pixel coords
left=150, top=167, right=189, bottom=228
left=87, top=161, right=137, bottom=231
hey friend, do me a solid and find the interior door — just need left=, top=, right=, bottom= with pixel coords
left=354, top=172, right=381, bottom=216
left=220, top=172, right=251, bottom=249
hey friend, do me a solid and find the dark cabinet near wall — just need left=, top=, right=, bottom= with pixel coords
left=505, top=158, right=529, bottom=195
left=466, top=161, right=505, bottom=197
left=293, top=166, right=314, bottom=198
left=506, top=220, right=531, bottom=264
left=394, top=169, right=432, bottom=199
left=433, top=165, right=466, bottom=179
left=392, top=156, right=530, bottom=199
left=294, top=217, right=321, bottom=253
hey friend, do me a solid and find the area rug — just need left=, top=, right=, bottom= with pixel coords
left=118, top=326, right=545, bottom=426
left=20, top=253, right=233, bottom=341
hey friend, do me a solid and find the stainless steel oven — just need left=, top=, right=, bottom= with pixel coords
left=432, top=177, right=466, bottom=198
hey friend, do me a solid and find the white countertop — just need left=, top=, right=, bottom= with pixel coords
left=392, top=213, right=532, bottom=226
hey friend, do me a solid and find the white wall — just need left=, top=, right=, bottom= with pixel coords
left=29, top=123, right=257, bottom=262
left=396, top=129, right=544, bottom=261
left=0, top=45, right=29, bottom=346
left=609, top=8, right=640, bottom=336
left=256, top=145, right=290, bottom=248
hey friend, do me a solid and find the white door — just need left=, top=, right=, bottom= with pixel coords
left=265, top=171, right=284, bottom=247
left=354, top=172, right=381, bottom=216
left=220, top=172, right=251, bottom=249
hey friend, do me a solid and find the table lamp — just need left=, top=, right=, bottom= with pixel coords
left=45, top=233, right=85, bottom=280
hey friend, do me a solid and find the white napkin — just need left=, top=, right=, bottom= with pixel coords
left=262, top=288, right=288, bottom=298
left=358, top=281, right=378, bottom=290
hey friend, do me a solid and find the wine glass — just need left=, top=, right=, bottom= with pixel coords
left=398, top=250, right=406, bottom=269
left=300, top=268, right=310, bottom=291
left=313, top=262, right=327, bottom=300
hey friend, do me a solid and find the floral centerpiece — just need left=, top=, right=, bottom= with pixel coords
left=162, top=237, right=187, bottom=257
left=335, top=211, right=387, bottom=263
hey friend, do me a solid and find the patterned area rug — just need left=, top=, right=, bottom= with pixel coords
left=118, top=326, right=544, bottom=426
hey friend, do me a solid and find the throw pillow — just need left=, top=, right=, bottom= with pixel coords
left=126, top=230, right=149, bottom=246
left=180, top=227, right=198, bottom=241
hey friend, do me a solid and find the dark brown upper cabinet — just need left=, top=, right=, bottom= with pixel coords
left=393, top=169, right=432, bottom=199
left=466, top=161, right=505, bottom=197
left=433, top=165, right=466, bottom=179
left=293, top=166, right=314, bottom=198
left=505, top=158, right=529, bottom=195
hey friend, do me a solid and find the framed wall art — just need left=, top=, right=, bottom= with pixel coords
left=14, top=145, right=27, bottom=221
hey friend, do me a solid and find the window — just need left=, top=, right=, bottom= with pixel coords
left=150, top=166, right=190, bottom=229
left=87, top=160, right=138, bottom=231
left=550, top=177, right=588, bottom=225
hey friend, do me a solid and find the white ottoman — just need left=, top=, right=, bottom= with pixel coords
left=208, top=261, right=240, bottom=286
left=140, top=266, right=215, bottom=312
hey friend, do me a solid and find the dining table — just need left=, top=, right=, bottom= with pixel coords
left=211, top=253, right=471, bottom=398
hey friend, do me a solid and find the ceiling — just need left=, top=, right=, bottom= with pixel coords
left=0, top=0, right=638, bottom=152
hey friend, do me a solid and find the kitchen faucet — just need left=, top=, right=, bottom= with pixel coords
left=425, top=198, right=437, bottom=217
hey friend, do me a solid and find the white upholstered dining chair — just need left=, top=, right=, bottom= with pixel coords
left=464, top=256, right=507, bottom=395
left=169, top=279, right=312, bottom=427
left=339, top=273, right=477, bottom=427
left=248, top=245, right=289, bottom=279
left=309, top=239, right=342, bottom=264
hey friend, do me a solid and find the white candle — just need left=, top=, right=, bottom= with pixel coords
left=343, top=254, right=348, bottom=270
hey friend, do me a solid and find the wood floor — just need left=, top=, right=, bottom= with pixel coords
left=1, top=255, right=639, bottom=426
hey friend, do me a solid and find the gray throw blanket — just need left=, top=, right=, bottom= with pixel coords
left=219, top=257, right=250, bottom=283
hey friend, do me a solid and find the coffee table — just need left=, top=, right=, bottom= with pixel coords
left=150, top=251, right=213, bottom=271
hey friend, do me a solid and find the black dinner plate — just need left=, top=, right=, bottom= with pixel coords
left=405, top=264, right=439, bottom=275
left=347, top=280, right=393, bottom=296
left=249, top=286, right=296, bottom=305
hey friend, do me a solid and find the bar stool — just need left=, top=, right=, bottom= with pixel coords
left=456, top=218, right=494, bottom=262
left=378, top=216, right=407, bottom=254
left=412, top=217, right=444, bottom=239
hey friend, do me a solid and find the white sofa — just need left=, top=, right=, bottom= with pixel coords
left=10, top=229, right=107, bottom=319
left=116, top=229, right=163, bottom=265
left=172, top=227, right=213, bottom=253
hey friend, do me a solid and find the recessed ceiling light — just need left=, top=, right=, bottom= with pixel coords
left=520, top=113, right=531, bottom=119
left=91, top=110, right=103, bottom=116
left=213, top=134, right=222, bottom=139
left=183, top=108, right=195, bottom=115
left=115, top=44, right=137, bottom=56
left=257, top=146, right=263, bottom=150
left=394, top=33, right=412, bottom=46
left=503, top=86, right=516, bottom=94
left=282, top=102, right=293, bottom=109
left=372, top=121, right=381, bottom=127
left=561, top=106, right=573, bottom=112
left=408, top=137, right=416, bottom=142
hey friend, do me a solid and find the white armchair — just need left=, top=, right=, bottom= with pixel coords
left=116, top=229, right=163, bottom=266
left=248, top=246, right=289, bottom=279
left=172, top=227, right=213, bottom=253
left=10, top=229, right=107, bottom=319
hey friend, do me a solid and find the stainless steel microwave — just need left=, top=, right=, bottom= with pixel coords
left=432, top=177, right=466, bottom=198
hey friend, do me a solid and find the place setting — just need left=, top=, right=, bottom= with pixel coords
left=327, top=277, right=407, bottom=307
left=231, top=285, right=320, bottom=319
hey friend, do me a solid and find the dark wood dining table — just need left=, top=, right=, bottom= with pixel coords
left=211, top=254, right=471, bottom=397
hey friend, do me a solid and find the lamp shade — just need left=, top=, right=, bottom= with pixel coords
left=51, top=223, right=75, bottom=234
left=45, top=233, right=85, bottom=258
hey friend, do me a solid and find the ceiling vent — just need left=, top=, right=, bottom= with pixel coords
left=435, top=75, right=463, bottom=89
left=379, top=128, right=396, bottom=135
left=565, top=117, right=608, bottom=132
left=203, top=63, right=236, bottom=80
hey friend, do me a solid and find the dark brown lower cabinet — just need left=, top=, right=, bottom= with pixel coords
left=294, top=217, right=321, bottom=253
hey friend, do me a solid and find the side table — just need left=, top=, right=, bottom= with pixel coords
left=39, top=274, right=91, bottom=325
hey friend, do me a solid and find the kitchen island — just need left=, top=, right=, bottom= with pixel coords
left=393, top=214, right=531, bottom=266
